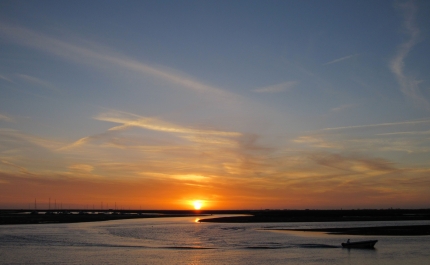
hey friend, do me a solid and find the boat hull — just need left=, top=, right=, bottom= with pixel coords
left=341, top=240, right=378, bottom=248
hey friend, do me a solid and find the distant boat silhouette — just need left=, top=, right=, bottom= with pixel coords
left=342, top=240, right=378, bottom=248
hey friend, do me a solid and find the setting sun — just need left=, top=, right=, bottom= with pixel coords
left=193, top=200, right=203, bottom=210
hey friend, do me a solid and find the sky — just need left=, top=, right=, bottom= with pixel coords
left=1, top=0, right=430, bottom=210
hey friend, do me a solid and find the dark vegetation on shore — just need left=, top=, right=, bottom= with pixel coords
left=0, top=213, right=206, bottom=225
left=0, top=210, right=211, bottom=225
left=1, top=209, right=429, bottom=226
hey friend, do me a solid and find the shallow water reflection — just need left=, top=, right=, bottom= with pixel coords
left=0, top=217, right=429, bottom=265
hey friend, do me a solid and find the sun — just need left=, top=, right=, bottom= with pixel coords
left=193, top=200, right=203, bottom=210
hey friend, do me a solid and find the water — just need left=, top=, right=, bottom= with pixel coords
left=0, top=216, right=429, bottom=264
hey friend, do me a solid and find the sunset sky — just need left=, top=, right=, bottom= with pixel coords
left=1, top=0, right=430, bottom=210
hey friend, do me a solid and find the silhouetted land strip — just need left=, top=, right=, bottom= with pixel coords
left=198, top=209, right=430, bottom=236
left=1, top=209, right=429, bottom=226
left=198, top=209, right=430, bottom=223
left=272, top=225, right=430, bottom=236
left=0, top=211, right=208, bottom=225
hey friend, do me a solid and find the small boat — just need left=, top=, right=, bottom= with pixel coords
left=341, top=240, right=378, bottom=248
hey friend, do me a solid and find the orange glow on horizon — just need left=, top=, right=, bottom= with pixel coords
left=1, top=167, right=430, bottom=210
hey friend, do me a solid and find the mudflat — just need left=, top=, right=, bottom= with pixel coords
left=197, top=209, right=430, bottom=236
left=270, top=225, right=430, bottom=236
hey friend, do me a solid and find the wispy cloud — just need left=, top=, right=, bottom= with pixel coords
left=377, top=130, right=430, bottom=136
left=17, top=74, right=60, bottom=92
left=322, top=118, right=430, bottom=131
left=0, top=129, right=62, bottom=150
left=0, top=23, right=234, bottom=99
left=294, top=131, right=430, bottom=154
left=253, top=81, right=298, bottom=93
left=0, top=160, right=29, bottom=174
left=390, top=1, right=428, bottom=109
left=2, top=130, right=429, bottom=208
left=60, top=110, right=241, bottom=150
left=347, top=138, right=430, bottom=154
left=68, top=164, right=94, bottom=173
left=330, top=104, right=357, bottom=112
left=323, top=53, right=359, bottom=66
left=0, top=74, right=13, bottom=83
left=293, top=135, right=341, bottom=149
left=308, top=152, right=397, bottom=176
left=0, top=114, right=13, bottom=122
left=95, top=110, right=241, bottom=137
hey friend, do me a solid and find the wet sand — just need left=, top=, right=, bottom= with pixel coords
left=197, top=209, right=430, bottom=235
left=270, top=225, right=430, bottom=236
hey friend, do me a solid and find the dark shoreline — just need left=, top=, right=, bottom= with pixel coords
left=0, top=212, right=207, bottom=225
left=198, top=209, right=430, bottom=223
left=1, top=209, right=430, bottom=227
left=269, top=225, right=430, bottom=236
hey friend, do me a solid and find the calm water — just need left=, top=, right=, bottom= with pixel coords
left=0, top=216, right=429, bottom=265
